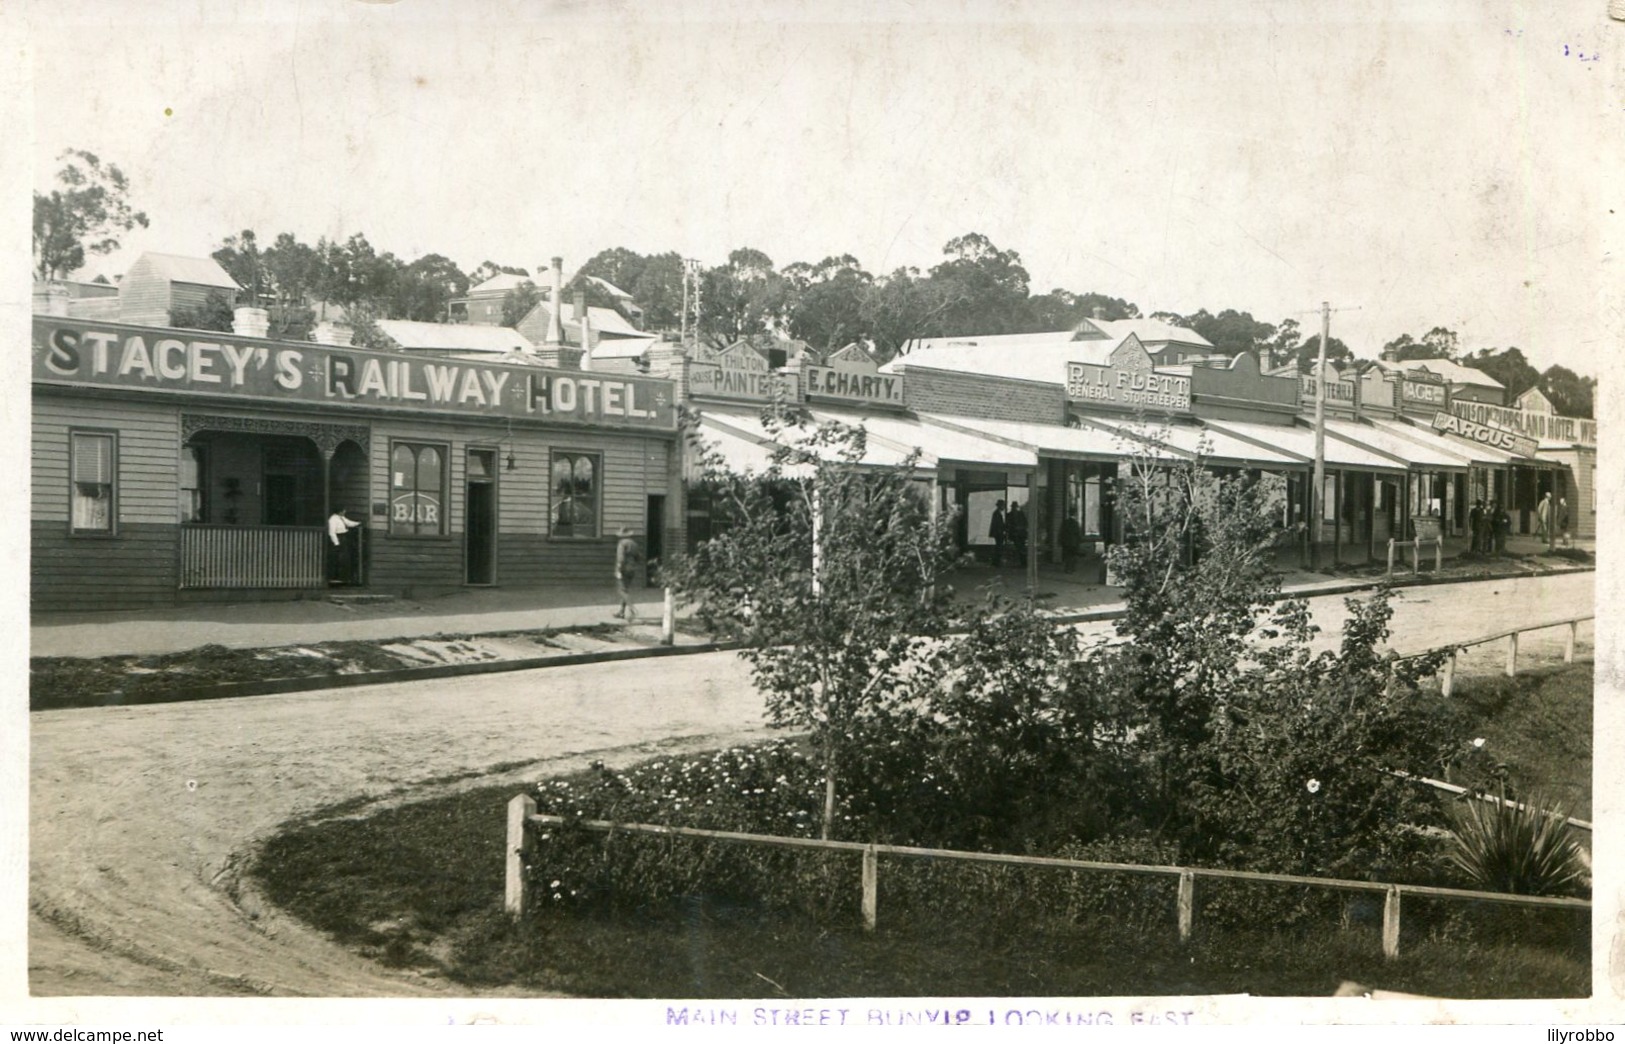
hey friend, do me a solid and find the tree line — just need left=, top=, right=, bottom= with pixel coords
left=32, top=149, right=1595, bottom=417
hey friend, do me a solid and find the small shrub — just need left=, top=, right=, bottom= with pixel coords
left=1446, top=790, right=1589, bottom=898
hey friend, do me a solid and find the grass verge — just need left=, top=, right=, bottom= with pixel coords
left=250, top=663, right=1593, bottom=998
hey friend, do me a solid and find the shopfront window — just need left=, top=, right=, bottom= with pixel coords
left=390, top=442, right=447, bottom=535
left=70, top=430, right=116, bottom=534
left=552, top=451, right=599, bottom=538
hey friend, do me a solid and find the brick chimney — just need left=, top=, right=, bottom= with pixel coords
left=545, top=257, right=565, bottom=345
left=575, top=290, right=594, bottom=371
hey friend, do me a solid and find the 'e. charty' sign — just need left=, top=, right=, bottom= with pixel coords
left=1431, top=411, right=1539, bottom=457
left=32, top=319, right=676, bottom=430
left=1065, top=336, right=1190, bottom=413
left=803, top=364, right=904, bottom=405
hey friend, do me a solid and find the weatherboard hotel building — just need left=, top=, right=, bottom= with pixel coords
left=30, top=256, right=1595, bottom=611
left=30, top=257, right=682, bottom=612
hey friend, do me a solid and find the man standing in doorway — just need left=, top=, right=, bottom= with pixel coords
left=328, top=507, right=363, bottom=585
left=614, top=526, right=642, bottom=621
left=1556, top=496, right=1571, bottom=548
left=1007, top=500, right=1028, bottom=568
left=1535, top=491, right=1552, bottom=542
left=989, top=499, right=1007, bottom=568
left=1060, top=512, right=1083, bottom=573
left=1468, top=499, right=1484, bottom=554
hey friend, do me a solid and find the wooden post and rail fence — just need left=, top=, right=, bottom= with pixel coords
left=503, top=612, right=1595, bottom=956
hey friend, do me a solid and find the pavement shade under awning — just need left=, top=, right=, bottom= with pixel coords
left=1198, top=418, right=1406, bottom=472
left=1080, top=416, right=1307, bottom=468
left=807, top=408, right=1038, bottom=470
left=917, top=413, right=1171, bottom=462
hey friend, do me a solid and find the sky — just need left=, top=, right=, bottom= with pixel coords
left=20, top=0, right=1619, bottom=374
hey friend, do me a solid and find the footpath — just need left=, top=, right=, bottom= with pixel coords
left=29, top=538, right=1593, bottom=709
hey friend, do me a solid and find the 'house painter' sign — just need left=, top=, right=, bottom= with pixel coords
left=32, top=317, right=677, bottom=430
left=687, top=342, right=783, bottom=401
left=803, top=344, right=905, bottom=406
left=1431, top=411, right=1539, bottom=457
left=1065, top=335, right=1190, bottom=413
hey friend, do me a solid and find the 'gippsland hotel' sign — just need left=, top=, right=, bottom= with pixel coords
left=1065, top=336, right=1191, bottom=413
left=1449, top=400, right=1597, bottom=447
left=32, top=318, right=677, bottom=430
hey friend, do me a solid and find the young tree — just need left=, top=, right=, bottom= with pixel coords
left=34, top=149, right=149, bottom=281
left=1540, top=364, right=1595, bottom=417
left=664, top=406, right=964, bottom=840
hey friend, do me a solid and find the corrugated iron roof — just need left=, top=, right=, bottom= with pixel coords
left=135, top=252, right=241, bottom=289
left=375, top=319, right=537, bottom=353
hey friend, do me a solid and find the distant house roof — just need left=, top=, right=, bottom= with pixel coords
left=464, top=273, right=535, bottom=297
left=884, top=334, right=1129, bottom=385
left=1077, top=316, right=1214, bottom=349
left=375, top=319, right=537, bottom=354
left=899, top=317, right=1212, bottom=359
left=1384, top=358, right=1504, bottom=390
left=517, top=302, right=648, bottom=345
left=133, top=252, right=241, bottom=289
left=581, top=274, right=635, bottom=301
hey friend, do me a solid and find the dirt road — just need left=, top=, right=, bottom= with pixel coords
left=27, top=574, right=1593, bottom=997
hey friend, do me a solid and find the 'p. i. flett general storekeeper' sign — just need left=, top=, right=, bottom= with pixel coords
left=1065, top=335, right=1191, bottom=413
left=32, top=318, right=677, bottom=430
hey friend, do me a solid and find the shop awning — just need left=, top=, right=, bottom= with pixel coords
left=806, top=408, right=1038, bottom=470
left=917, top=413, right=1165, bottom=462
left=1081, top=417, right=1306, bottom=468
left=1320, top=418, right=1467, bottom=471
left=1368, top=416, right=1543, bottom=468
left=1199, top=419, right=1407, bottom=473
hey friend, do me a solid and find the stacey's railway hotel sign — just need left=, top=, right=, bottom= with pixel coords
left=33, top=319, right=677, bottom=430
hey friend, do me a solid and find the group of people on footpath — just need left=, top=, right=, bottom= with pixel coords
left=1466, top=492, right=1570, bottom=555
left=987, top=498, right=1031, bottom=568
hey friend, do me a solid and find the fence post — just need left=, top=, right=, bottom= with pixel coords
left=1505, top=631, right=1519, bottom=677
left=1441, top=651, right=1456, bottom=697
left=1177, top=871, right=1195, bottom=943
left=1381, top=886, right=1401, bottom=959
left=1565, top=621, right=1577, bottom=664
left=1386, top=539, right=1395, bottom=579
left=505, top=794, right=537, bottom=919
left=1434, top=538, right=1441, bottom=572
left=861, top=845, right=878, bottom=932
left=661, top=586, right=675, bottom=646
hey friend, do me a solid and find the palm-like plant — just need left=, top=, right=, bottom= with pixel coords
left=1447, top=789, right=1589, bottom=897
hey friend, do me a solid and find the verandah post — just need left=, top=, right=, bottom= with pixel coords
left=505, top=793, right=537, bottom=919
left=661, top=586, right=675, bottom=646
left=861, top=845, right=878, bottom=932
left=1381, top=886, right=1401, bottom=959
left=1386, top=539, right=1395, bottom=579
left=1177, top=871, right=1195, bottom=943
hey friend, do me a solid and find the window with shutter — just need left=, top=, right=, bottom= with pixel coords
left=70, top=431, right=116, bottom=534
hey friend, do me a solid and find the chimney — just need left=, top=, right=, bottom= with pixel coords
left=576, top=291, right=594, bottom=371
left=32, top=282, right=70, bottom=317
left=312, top=319, right=354, bottom=346
left=232, top=305, right=270, bottom=338
left=545, top=257, right=565, bottom=345
left=1092, top=305, right=1106, bottom=320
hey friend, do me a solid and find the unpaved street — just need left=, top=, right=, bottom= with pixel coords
left=28, top=573, right=1593, bottom=997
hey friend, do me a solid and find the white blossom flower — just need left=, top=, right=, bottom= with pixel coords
left=1472, top=737, right=1486, bottom=749
left=1306, top=778, right=1321, bottom=794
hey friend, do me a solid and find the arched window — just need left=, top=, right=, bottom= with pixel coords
left=551, top=452, right=599, bottom=538
left=390, top=442, right=447, bottom=535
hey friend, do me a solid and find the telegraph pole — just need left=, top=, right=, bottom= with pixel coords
left=1296, top=301, right=1361, bottom=570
